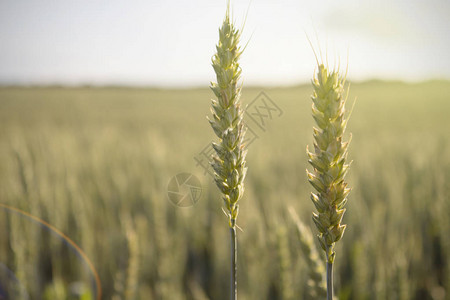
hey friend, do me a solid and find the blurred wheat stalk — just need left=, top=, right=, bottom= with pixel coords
left=208, top=2, right=247, bottom=300
left=289, top=207, right=327, bottom=299
left=306, top=61, right=352, bottom=300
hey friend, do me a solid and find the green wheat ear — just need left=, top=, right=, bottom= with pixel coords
left=306, top=63, right=352, bottom=263
left=208, top=5, right=247, bottom=229
left=208, top=3, right=246, bottom=300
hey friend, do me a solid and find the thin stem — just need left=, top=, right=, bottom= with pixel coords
left=326, top=259, right=334, bottom=300
left=230, top=226, right=237, bottom=300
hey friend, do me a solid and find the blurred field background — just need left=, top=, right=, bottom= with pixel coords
left=0, top=81, right=449, bottom=299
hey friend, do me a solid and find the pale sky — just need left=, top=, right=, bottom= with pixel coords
left=0, top=0, right=449, bottom=86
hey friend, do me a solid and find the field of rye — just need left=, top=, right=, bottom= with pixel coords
left=0, top=82, right=449, bottom=299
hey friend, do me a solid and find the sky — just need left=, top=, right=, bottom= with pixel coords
left=0, top=0, right=449, bottom=86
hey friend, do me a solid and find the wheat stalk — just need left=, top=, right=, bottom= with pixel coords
left=288, top=207, right=327, bottom=299
left=124, top=215, right=139, bottom=300
left=276, top=225, right=294, bottom=300
left=306, top=61, right=352, bottom=300
left=208, top=3, right=247, bottom=300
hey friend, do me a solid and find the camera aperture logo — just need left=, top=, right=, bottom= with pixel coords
left=167, top=173, right=202, bottom=207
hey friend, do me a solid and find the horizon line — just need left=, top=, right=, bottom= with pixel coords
left=1, top=77, right=449, bottom=90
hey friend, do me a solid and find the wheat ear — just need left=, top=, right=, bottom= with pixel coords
left=208, top=3, right=247, bottom=300
left=306, top=63, right=352, bottom=300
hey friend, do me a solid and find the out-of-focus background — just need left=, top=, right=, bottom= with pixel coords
left=0, top=1, right=449, bottom=300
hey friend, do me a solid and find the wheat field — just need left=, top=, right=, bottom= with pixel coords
left=0, top=81, right=449, bottom=299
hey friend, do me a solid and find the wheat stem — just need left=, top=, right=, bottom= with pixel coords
left=230, top=226, right=237, bottom=300
left=326, top=255, right=333, bottom=300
